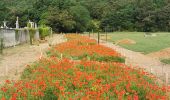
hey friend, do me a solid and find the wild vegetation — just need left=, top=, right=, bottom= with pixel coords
left=1, top=0, right=170, bottom=32
left=0, top=34, right=169, bottom=99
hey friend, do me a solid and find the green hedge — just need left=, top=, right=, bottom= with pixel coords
left=39, top=26, right=51, bottom=40
left=28, top=28, right=36, bottom=45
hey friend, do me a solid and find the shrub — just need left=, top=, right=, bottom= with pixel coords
left=161, top=59, right=170, bottom=64
left=39, top=26, right=51, bottom=40
left=28, top=28, right=36, bottom=45
left=27, top=22, right=31, bottom=28
left=93, top=55, right=125, bottom=63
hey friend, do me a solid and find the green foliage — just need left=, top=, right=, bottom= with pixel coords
left=94, top=56, right=125, bottom=63
left=87, top=20, right=100, bottom=32
left=15, top=29, right=20, bottom=41
left=70, top=5, right=91, bottom=32
left=1, top=0, right=170, bottom=32
left=161, top=59, right=170, bottom=64
left=43, top=88, right=58, bottom=100
left=27, top=23, right=31, bottom=28
left=28, top=28, right=36, bottom=45
left=39, top=25, right=51, bottom=40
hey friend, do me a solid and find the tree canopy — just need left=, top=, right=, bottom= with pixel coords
left=0, top=0, right=170, bottom=32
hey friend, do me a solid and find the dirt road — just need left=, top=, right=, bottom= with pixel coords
left=101, top=41, right=170, bottom=84
left=0, top=34, right=66, bottom=83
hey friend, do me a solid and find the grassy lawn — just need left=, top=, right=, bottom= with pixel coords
left=104, top=32, right=170, bottom=54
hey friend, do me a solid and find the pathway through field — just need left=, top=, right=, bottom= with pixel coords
left=0, top=34, right=66, bottom=83
left=100, top=41, right=170, bottom=84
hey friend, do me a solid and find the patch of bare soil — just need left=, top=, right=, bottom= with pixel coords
left=0, top=34, right=66, bottom=84
left=147, top=48, right=170, bottom=59
left=115, top=38, right=136, bottom=45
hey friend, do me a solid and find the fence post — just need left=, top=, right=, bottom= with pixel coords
left=61, top=53, right=63, bottom=60
left=0, top=38, right=3, bottom=54
left=105, top=28, right=108, bottom=42
left=89, top=32, right=90, bottom=38
left=98, top=32, right=100, bottom=44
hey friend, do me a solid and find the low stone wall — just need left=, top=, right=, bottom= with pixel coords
left=0, top=28, right=39, bottom=47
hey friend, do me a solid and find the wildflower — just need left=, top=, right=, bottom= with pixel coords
left=5, top=80, right=11, bottom=84
left=134, top=94, right=139, bottom=100
left=1, top=97, right=6, bottom=100
left=1, top=87, right=7, bottom=93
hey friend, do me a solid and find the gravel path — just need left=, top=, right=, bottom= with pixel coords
left=100, top=41, right=170, bottom=84
left=0, top=34, right=66, bottom=83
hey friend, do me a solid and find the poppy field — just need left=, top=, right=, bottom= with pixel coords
left=0, top=34, right=169, bottom=100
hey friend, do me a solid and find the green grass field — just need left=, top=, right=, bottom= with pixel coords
left=101, top=32, right=170, bottom=54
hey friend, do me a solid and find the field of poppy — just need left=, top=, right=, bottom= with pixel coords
left=47, top=34, right=125, bottom=63
left=0, top=34, right=169, bottom=100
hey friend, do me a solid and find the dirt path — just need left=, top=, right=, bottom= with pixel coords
left=147, top=48, right=170, bottom=59
left=100, top=41, right=170, bottom=84
left=0, top=34, right=66, bottom=83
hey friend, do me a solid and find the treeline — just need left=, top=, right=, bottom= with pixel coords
left=0, top=0, right=170, bottom=32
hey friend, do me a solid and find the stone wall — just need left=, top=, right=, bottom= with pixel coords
left=0, top=28, right=39, bottom=47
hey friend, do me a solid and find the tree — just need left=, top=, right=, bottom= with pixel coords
left=0, top=1, right=9, bottom=26
left=70, top=5, right=91, bottom=32
left=0, top=0, right=170, bottom=32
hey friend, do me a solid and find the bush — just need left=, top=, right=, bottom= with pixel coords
left=27, top=22, right=31, bottom=28
left=93, top=56, right=125, bottom=63
left=161, top=59, right=170, bottom=64
left=28, top=28, right=36, bottom=45
left=39, top=26, right=51, bottom=40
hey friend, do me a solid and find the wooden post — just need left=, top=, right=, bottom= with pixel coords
left=150, top=66, right=153, bottom=73
left=5, top=65, right=8, bottom=76
left=105, top=28, right=108, bottom=42
left=89, top=32, right=90, bottom=38
left=162, top=65, right=164, bottom=75
left=165, top=72, right=168, bottom=86
left=0, top=38, right=3, bottom=54
left=61, top=53, right=63, bottom=60
left=98, top=32, right=100, bottom=44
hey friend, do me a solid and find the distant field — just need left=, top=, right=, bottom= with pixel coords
left=92, top=32, right=170, bottom=54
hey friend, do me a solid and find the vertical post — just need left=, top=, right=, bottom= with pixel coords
left=162, top=65, right=164, bottom=75
left=0, top=38, right=3, bottom=54
left=105, top=28, right=107, bottom=42
left=98, top=32, right=100, bottom=44
left=5, top=65, right=8, bottom=76
left=61, top=53, right=63, bottom=60
left=165, top=72, right=168, bottom=86
left=89, top=32, right=90, bottom=38
left=150, top=66, right=153, bottom=73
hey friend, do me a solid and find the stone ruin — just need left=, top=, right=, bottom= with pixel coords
left=0, top=17, right=39, bottom=47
